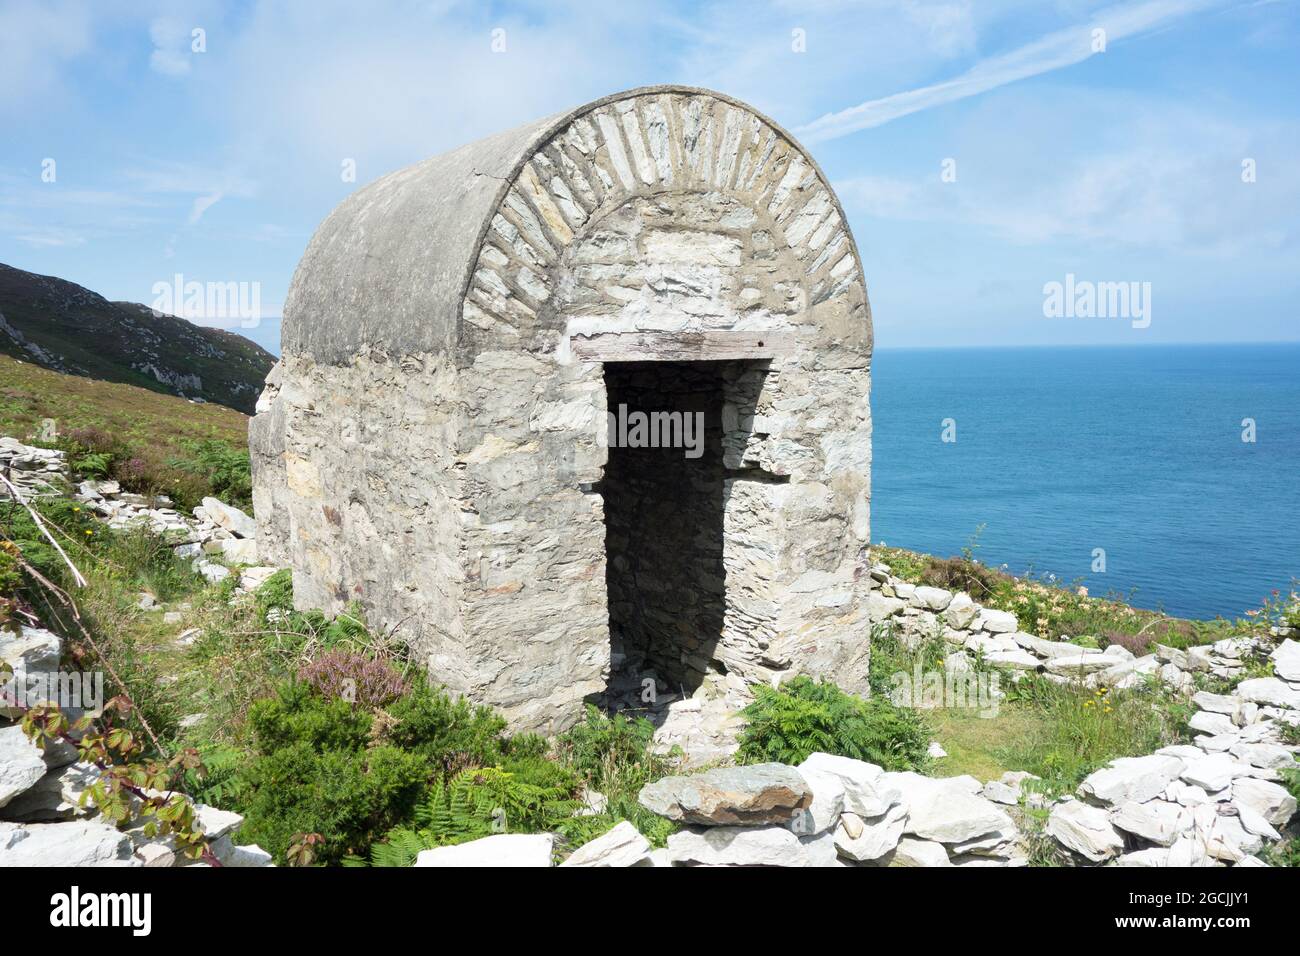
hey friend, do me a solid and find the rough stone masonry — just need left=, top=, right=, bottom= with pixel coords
left=250, top=86, right=874, bottom=732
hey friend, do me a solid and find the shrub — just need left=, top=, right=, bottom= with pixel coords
left=383, top=681, right=511, bottom=776
left=921, top=555, right=1000, bottom=603
left=234, top=682, right=431, bottom=865
left=298, top=650, right=409, bottom=708
left=737, top=676, right=930, bottom=770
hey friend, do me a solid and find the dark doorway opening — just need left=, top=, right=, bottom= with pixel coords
left=598, top=360, right=730, bottom=709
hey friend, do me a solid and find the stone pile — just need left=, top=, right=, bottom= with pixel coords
left=1043, top=648, right=1299, bottom=866
left=0, top=437, right=66, bottom=499
left=1, top=622, right=271, bottom=867
left=72, top=475, right=276, bottom=592
left=869, top=560, right=1298, bottom=696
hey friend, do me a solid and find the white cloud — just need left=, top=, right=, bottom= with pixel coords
left=797, top=0, right=1227, bottom=142
left=0, top=0, right=92, bottom=114
left=835, top=88, right=1300, bottom=256
left=149, top=19, right=193, bottom=76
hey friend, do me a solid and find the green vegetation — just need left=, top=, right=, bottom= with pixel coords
left=737, top=675, right=930, bottom=770
left=873, top=542, right=1251, bottom=655
left=0, top=354, right=253, bottom=508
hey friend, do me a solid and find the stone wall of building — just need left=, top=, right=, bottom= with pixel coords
left=252, top=87, right=875, bottom=731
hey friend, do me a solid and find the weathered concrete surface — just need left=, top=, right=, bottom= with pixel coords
left=252, top=86, right=873, bottom=731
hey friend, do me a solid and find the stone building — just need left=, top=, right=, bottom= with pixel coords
left=250, top=86, right=873, bottom=731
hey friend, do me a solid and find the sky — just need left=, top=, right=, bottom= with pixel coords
left=1, top=0, right=1297, bottom=354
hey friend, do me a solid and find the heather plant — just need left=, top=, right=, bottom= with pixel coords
left=298, top=649, right=409, bottom=708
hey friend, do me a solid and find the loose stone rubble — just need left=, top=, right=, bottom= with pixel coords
left=0, top=437, right=66, bottom=499
left=1, top=621, right=273, bottom=867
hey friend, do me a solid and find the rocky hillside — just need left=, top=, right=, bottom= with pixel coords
left=0, top=263, right=274, bottom=414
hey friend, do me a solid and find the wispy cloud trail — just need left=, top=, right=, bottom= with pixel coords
left=797, top=0, right=1225, bottom=142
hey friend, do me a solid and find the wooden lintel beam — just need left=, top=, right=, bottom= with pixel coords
left=569, top=330, right=794, bottom=363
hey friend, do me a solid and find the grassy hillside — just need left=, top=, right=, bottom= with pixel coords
left=0, top=353, right=251, bottom=508
left=0, top=262, right=274, bottom=413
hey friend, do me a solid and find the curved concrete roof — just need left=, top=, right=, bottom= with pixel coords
left=282, top=85, right=863, bottom=365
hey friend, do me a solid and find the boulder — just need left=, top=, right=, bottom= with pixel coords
left=1229, top=743, right=1295, bottom=771
left=200, top=497, right=257, bottom=539
left=884, top=771, right=1013, bottom=844
left=1231, top=777, right=1297, bottom=827
left=1108, top=799, right=1187, bottom=846
left=1047, top=800, right=1124, bottom=862
left=798, top=753, right=899, bottom=817
left=885, top=837, right=952, bottom=867
left=983, top=649, right=1043, bottom=670
left=912, top=586, right=953, bottom=611
left=833, top=804, right=908, bottom=862
left=1, top=626, right=62, bottom=718
left=1011, top=632, right=1090, bottom=660
left=1188, top=711, right=1237, bottom=736
left=0, top=725, right=48, bottom=809
left=1271, top=639, right=1300, bottom=683
left=799, top=829, right=852, bottom=867
left=1180, top=754, right=1238, bottom=792
left=0, top=820, right=136, bottom=866
left=868, top=594, right=906, bottom=620
left=0, top=761, right=99, bottom=822
left=795, top=767, right=846, bottom=835
left=638, top=764, right=810, bottom=826
left=1113, top=848, right=1172, bottom=867
left=210, top=835, right=275, bottom=867
left=193, top=804, right=243, bottom=840
left=979, top=771, right=1038, bottom=806
left=666, top=825, right=808, bottom=867
left=1192, top=691, right=1242, bottom=716
left=1235, top=678, right=1300, bottom=709
left=219, top=537, right=259, bottom=565
left=1079, top=754, right=1184, bottom=806
left=1044, top=654, right=1114, bottom=676
left=944, top=593, right=979, bottom=630
left=559, top=821, right=651, bottom=867
left=415, top=833, right=554, bottom=867
left=976, top=609, right=1018, bottom=634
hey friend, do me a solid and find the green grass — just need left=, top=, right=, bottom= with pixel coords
left=0, top=354, right=252, bottom=508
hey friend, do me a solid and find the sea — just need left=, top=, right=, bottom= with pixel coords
left=871, top=343, right=1299, bottom=621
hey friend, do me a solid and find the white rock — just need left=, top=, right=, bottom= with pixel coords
left=200, top=497, right=257, bottom=539
left=1113, top=847, right=1173, bottom=866
left=1229, top=743, right=1295, bottom=770
left=795, top=767, right=846, bottom=835
left=912, top=586, right=953, bottom=611
left=193, top=804, right=243, bottom=839
left=1044, top=654, right=1115, bottom=676
left=560, top=821, right=650, bottom=867
left=415, top=833, right=555, bottom=867
left=195, top=561, right=230, bottom=584
left=976, top=609, right=1018, bottom=633
left=983, top=649, right=1042, bottom=670
left=1079, top=754, right=1184, bottom=806
left=1188, top=711, right=1237, bottom=736
left=0, top=820, right=136, bottom=866
left=868, top=594, right=906, bottom=620
left=886, top=837, right=951, bottom=867
left=1166, top=832, right=1214, bottom=867
left=944, top=593, right=979, bottom=630
left=1192, top=691, right=1241, bottom=716
left=833, top=804, right=908, bottom=862
left=799, top=830, right=851, bottom=867
left=210, top=835, right=275, bottom=867
left=219, top=537, right=259, bottom=565
left=797, top=753, right=899, bottom=817
left=1271, top=639, right=1300, bottom=683
left=1235, top=677, right=1300, bottom=709
left=927, top=741, right=947, bottom=759
left=1011, top=633, right=1091, bottom=660
left=0, top=725, right=48, bottom=809
left=666, top=826, right=808, bottom=867
left=884, top=772, right=1013, bottom=844
left=1109, top=799, right=1187, bottom=846
left=1231, top=777, right=1297, bottom=827
left=1047, top=800, right=1125, bottom=862
left=134, top=842, right=176, bottom=867
left=1180, top=753, right=1238, bottom=792
left=0, top=761, right=99, bottom=822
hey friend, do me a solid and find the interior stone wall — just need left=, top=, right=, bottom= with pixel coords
left=601, top=360, right=730, bottom=691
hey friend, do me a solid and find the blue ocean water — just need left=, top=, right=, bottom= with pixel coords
left=871, top=344, right=1300, bottom=621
